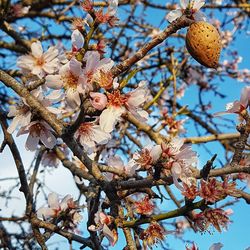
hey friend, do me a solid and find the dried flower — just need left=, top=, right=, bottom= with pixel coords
left=182, top=183, right=199, bottom=200
left=194, top=208, right=231, bottom=233
left=134, top=196, right=155, bottom=216
left=140, top=221, right=165, bottom=249
left=200, top=178, right=224, bottom=203
left=81, top=0, right=94, bottom=12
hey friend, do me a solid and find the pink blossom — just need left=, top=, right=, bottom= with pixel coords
left=90, top=92, right=107, bottom=110
left=88, top=211, right=117, bottom=246
left=17, top=120, right=57, bottom=151
left=186, top=243, right=199, bottom=250
left=99, top=82, right=149, bottom=133
left=162, top=114, right=187, bottom=135
left=133, top=144, right=162, bottom=170
left=140, top=221, right=166, bottom=249
left=161, top=137, right=198, bottom=190
left=166, top=0, right=206, bottom=23
left=81, top=0, right=94, bottom=12
left=71, top=18, right=88, bottom=31
left=7, top=100, right=31, bottom=134
left=175, top=219, right=190, bottom=233
left=41, top=151, right=60, bottom=168
left=37, top=192, right=68, bottom=219
left=105, top=155, right=139, bottom=180
left=214, top=86, right=250, bottom=116
left=99, top=105, right=124, bottom=133
left=7, top=88, right=63, bottom=134
left=96, top=39, right=106, bottom=55
left=45, top=58, right=85, bottom=108
left=41, top=144, right=69, bottom=167
left=74, top=122, right=111, bottom=154
left=125, top=81, right=149, bottom=122
left=82, top=51, right=114, bottom=90
left=17, top=41, right=59, bottom=78
left=11, top=4, right=30, bottom=17
left=212, top=0, right=222, bottom=5
left=37, top=193, right=82, bottom=226
left=194, top=208, right=231, bottom=233
left=237, top=156, right=250, bottom=188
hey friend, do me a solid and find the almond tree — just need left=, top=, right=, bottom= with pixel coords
left=0, top=0, right=250, bottom=249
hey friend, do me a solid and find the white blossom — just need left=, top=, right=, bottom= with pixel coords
left=17, top=41, right=60, bottom=78
left=166, top=0, right=206, bottom=23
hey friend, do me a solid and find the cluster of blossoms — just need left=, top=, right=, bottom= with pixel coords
left=7, top=88, right=62, bottom=151
left=5, top=0, right=247, bottom=249
left=7, top=0, right=151, bottom=156
left=182, top=177, right=237, bottom=202
left=160, top=110, right=187, bottom=135
left=132, top=137, right=198, bottom=191
left=37, top=193, right=82, bottom=230
left=193, top=208, right=232, bottom=233
left=81, top=0, right=118, bottom=26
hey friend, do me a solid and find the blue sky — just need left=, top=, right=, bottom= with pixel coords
left=1, top=1, right=250, bottom=249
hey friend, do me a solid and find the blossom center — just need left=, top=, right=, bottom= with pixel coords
left=63, top=72, right=79, bottom=90
left=29, top=123, right=45, bottom=136
left=96, top=70, right=113, bottom=89
left=77, top=123, right=93, bottom=137
left=107, top=90, right=127, bottom=107
left=86, top=71, right=94, bottom=83
left=35, top=56, right=45, bottom=67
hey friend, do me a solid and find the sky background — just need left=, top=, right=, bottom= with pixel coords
left=0, top=0, right=250, bottom=249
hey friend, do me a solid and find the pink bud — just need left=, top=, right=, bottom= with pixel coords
left=90, top=92, right=107, bottom=111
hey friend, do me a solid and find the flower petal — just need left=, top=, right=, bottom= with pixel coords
left=103, top=224, right=115, bottom=246
left=180, top=0, right=189, bottom=9
left=166, top=9, right=182, bottom=23
left=48, top=192, right=60, bottom=209
left=7, top=116, right=21, bottom=134
left=240, top=86, right=250, bottom=108
left=31, top=41, right=43, bottom=58
left=71, top=29, right=85, bottom=50
left=69, top=58, right=82, bottom=76
left=99, top=106, right=124, bottom=133
left=193, top=0, right=205, bottom=11
left=45, top=75, right=63, bottom=89
left=193, top=11, right=206, bottom=21
left=40, top=129, right=57, bottom=149
left=37, top=207, right=55, bottom=220
left=25, top=133, right=39, bottom=151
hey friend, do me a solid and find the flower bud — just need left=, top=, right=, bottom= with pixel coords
left=90, top=92, right=107, bottom=110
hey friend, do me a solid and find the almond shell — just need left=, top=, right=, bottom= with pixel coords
left=186, top=21, right=222, bottom=69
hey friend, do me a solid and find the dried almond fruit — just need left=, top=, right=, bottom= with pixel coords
left=185, top=21, right=222, bottom=69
